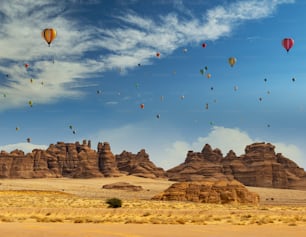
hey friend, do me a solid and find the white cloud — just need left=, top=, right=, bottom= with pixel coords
left=157, top=126, right=305, bottom=169
left=0, top=0, right=294, bottom=110
left=0, top=142, right=48, bottom=154
left=92, top=124, right=305, bottom=170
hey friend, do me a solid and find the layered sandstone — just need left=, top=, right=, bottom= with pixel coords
left=116, top=149, right=166, bottom=179
left=167, top=142, right=306, bottom=189
left=152, top=180, right=260, bottom=204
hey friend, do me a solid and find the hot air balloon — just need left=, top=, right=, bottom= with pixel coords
left=202, top=43, right=207, bottom=48
left=228, top=57, right=237, bottom=67
left=156, top=114, right=160, bottom=119
left=156, top=52, right=160, bottom=58
left=282, top=38, right=294, bottom=52
left=72, top=130, right=76, bottom=134
left=200, top=69, right=204, bottom=75
left=27, top=138, right=31, bottom=143
left=96, top=90, right=102, bottom=94
left=180, top=95, right=185, bottom=100
left=234, top=85, right=238, bottom=91
left=264, top=78, right=267, bottom=82
left=292, top=77, right=296, bottom=82
left=16, top=127, right=19, bottom=131
left=42, top=28, right=57, bottom=46
left=206, top=73, right=211, bottom=79
left=24, top=63, right=29, bottom=69
left=140, top=103, right=144, bottom=109
left=205, top=103, right=209, bottom=110
left=30, top=78, right=33, bottom=83
left=28, top=100, right=33, bottom=107
left=183, top=48, right=188, bottom=53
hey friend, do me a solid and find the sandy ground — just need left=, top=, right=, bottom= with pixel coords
left=0, top=223, right=305, bottom=237
left=0, top=176, right=306, bottom=236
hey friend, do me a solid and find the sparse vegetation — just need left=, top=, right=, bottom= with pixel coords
left=0, top=177, right=305, bottom=226
left=106, top=198, right=122, bottom=208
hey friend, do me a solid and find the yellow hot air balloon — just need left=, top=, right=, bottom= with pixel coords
left=42, top=28, right=57, bottom=46
left=228, top=57, right=237, bottom=67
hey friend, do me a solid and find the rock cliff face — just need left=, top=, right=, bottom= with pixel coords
left=167, top=142, right=306, bottom=190
left=0, top=140, right=166, bottom=179
left=152, top=180, right=260, bottom=205
left=116, top=149, right=167, bottom=179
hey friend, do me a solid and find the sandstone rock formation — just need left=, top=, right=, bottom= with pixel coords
left=102, top=182, right=143, bottom=191
left=0, top=140, right=165, bottom=179
left=167, top=142, right=306, bottom=190
left=116, top=149, right=166, bottom=179
left=98, top=142, right=121, bottom=177
left=152, top=180, right=260, bottom=205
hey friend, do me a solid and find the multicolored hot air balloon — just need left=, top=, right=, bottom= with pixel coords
left=228, top=57, right=237, bottom=67
left=42, top=28, right=57, bottom=46
left=282, top=38, right=294, bottom=52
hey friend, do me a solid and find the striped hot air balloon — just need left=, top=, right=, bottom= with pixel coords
left=282, top=38, right=294, bottom=52
left=42, top=28, right=57, bottom=46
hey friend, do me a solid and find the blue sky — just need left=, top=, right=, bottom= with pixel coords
left=1, top=0, right=306, bottom=169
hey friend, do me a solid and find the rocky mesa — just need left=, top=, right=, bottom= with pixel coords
left=167, top=142, right=306, bottom=190
left=0, top=140, right=166, bottom=179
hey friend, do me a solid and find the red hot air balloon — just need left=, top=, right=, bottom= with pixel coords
left=202, top=43, right=207, bottom=48
left=156, top=52, right=160, bottom=58
left=282, top=38, right=294, bottom=52
left=140, top=103, right=144, bottom=109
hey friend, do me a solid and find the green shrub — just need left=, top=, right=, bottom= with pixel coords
left=106, top=198, right=122, bottom=208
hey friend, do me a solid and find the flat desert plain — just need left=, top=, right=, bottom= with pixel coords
left=0, top=176, right=306, bottom=237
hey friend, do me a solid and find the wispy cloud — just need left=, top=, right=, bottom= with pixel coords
left=0, top=0, right=294, bottom=110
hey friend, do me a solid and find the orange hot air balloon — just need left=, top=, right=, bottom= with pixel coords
left=140, top=103, right=144, bottom=109
left=282, top=38, right=294, bottom=52
left=42, top=28, right=57, bottom=46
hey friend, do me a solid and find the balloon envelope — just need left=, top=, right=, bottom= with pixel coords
left=228, top=57, right=237, bottom=67
left=42, top=28, right=57, bottom=46
left=282, top=38, right=294, bottom=52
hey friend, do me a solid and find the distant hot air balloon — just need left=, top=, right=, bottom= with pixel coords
left=24, top=63, right=29, bottom=69
left=27, top=138, right=31, bottom=143
left=200, top=69, right=204, bottom=75
left=69, top=125, right=73, bottom=129
left=30, top=78, right=33, bottom=83
left=292, top=77, right=296, bottom=82
left=180, top=95, right=185, bottom=100
left=282, top=38, right=294, bottom=52
left=140, top=103, right=144, bottom=109
left=156, top=114, right=160, bottom=119
left=234, top=85, right=238, bottom=91
left=228, top=57, right=237, bottom=67
left=205, top=103, right=209, bottom=110
left=28, top=100, right=33, bottom=107
left=42, top=28, right=57, bottom=46
left=16, top=127, right=19, bottom=131
left=72, top=130, right=76, bottom=134
left=156, top=52, right=160, bottom=58
left=206, top=73, right=211, bottom=79
left=183, top=48, right=188, bottom=53
left=96, top=90, right=101, bottom=94
left=202, top=43, right=207, bottom=48
left=264, top=78, right=267, bottom=82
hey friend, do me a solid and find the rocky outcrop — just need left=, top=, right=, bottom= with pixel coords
left=102, top=182, right=143, bottom=191
left=98, top=142, right=121, bottom=177
left=152, top=180, right=260, bottom=205
left=0, top=140, right=163, bottom=179
left=167, top=142, right=306, bottom=190
left=116, top=149, right=166, bottom=179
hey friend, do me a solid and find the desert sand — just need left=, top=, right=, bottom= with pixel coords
left=0, top=176, right=305, bottom=236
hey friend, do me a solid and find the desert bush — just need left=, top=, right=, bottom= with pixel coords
left=106, top=198, right=122, bottom=208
